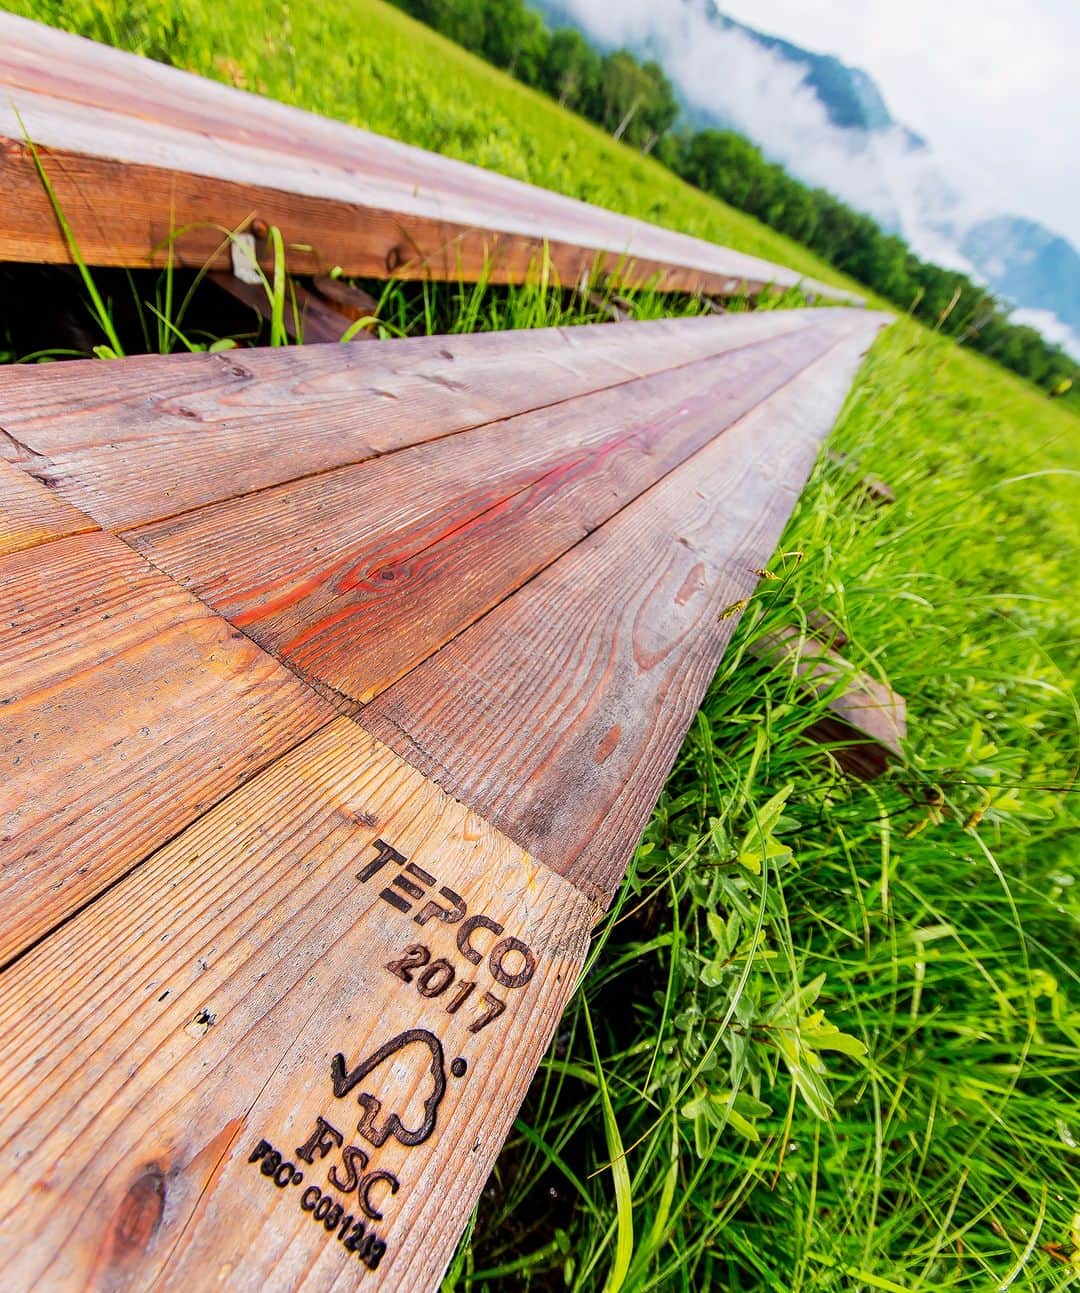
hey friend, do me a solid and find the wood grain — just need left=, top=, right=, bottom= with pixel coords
left=0, top=719, right=594, bottom=1292
left=0, top=311, right=820, bottom=529
left=0, top=12, right=855, bottom=302
left=0, top=298, right=887, bottom=1288
left=127, top=322, right=851, bottom=705
left=0, top=454, right=96, bottom=555
left=0, top=531, right=333, bottom=963
left=362, top=317, right=888, bottom=899
left=0, top=9, right=792, bottom=269
left=0, top=120, right=818, bottom=300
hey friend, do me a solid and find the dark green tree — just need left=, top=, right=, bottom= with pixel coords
left=598, top=51, right=678, bottom=152
left=543, top=27, right=602, bottom=113
left=480, top=0, right=549, bottom=85
left=389, top=0, right=1078, bottom=398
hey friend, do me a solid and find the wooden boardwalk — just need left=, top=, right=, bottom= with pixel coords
left=0, top=308, right=888, bottom=1288
left=0, top=11, right=856, bottom=301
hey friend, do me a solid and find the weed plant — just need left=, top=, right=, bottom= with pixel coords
left=1, top=1, right=1077, bottom=1288
left=458, top=322, right=1079, bottom=1291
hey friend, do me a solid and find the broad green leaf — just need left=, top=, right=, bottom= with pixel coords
left=802, top=1012, right=868, bottom=1058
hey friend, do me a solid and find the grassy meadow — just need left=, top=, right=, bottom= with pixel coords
left=2, top=0, right=1078, bottom=1288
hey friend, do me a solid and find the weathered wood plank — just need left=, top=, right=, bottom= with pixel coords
left=362, top=318, right=888, bottom=899
left=0, top=310, right=818, bottom=529
left=752, top=625, right=906, bottom=778
left=127, top=322, right=851, bottom=705
left=0, top=531, right=333, bottom=964
left=0, top=10, right=747, bottom=266
left=0, top=454, right=96, bottom=555
left=0, top=13, right=853, bottom=301
left=0, top=719, right=593, bottom=1292
left=0, top=14, right=845, bottom=299
left=207, top=271, right=362, bottom=345
left=0, top=304, right=889, bottom=1290
left=311, top=276, right=381, bottom=321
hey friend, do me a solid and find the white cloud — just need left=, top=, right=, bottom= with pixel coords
left=1011, top=307, right=1080, bottom=359
left=689, top=0, right=1080, bottom=248
left=551, top=0, right=1080, bottom=248
left=548, top=0, right=1079, bottom=350
left=551, top=2, right=983, bottom=255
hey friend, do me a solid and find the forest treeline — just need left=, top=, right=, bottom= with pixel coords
left=390, top=0, right=1078, bottom=398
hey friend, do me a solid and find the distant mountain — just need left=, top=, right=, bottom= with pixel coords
left=531, top=0, right=1080, bottom=355
left=696, top=2, right=918, bottom=140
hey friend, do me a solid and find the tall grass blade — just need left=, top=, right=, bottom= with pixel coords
left=583, top=999, right=634, bottom=1293
left=15, top=108, right=124, bottom=357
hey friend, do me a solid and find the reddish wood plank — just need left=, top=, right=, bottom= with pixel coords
left=127, top=321, right=854, bottom=706
left=0, top=531, right=333, bottom=964
left=0, top=719, right=594, bottom=1291
left=0, top=114, right=821, bottom=300
left=0, top=303, right=889, bottom=1290
left=0, top=13, right=854, bottom=302
left=361, top=317, right=888, bottom=900
left=0, top=454, right=96, bottom=555
left=0, top=311, right=818, bottom=529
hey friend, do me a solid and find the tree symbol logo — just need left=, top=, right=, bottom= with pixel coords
left=330, top=1028, right=467, bottom=1148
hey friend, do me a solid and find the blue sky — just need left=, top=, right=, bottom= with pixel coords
left=717, top=0, right=1080, bottom=246
left=555, top=0, right=1079, bottom=250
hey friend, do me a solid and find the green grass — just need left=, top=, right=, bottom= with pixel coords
left=480, top=321, right=1079, bottom=1292
left=3, top=0, right=1078, bottom=1288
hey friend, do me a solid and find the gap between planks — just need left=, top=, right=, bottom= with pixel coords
left=0, top=311, right=888, bottom=1292
left=0, top=312, right=827, bottom=532
left=124, top=320, right=859, bottom=707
